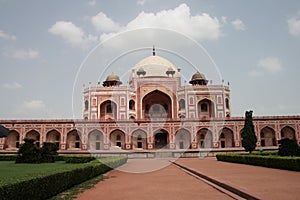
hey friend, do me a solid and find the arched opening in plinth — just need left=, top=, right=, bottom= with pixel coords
left=142, top=90, right=172, bottom=119
left=132, top=129, right=147, bottom=149
left=6, top=130, right=20, bottom=149
left=46, top=129, right=60, bottom=148
left=25, top=130, right=40, bottom=147
left=154, top=129, right=169, bottom=149
left=175, top=129, right=191, bottom=149
left=280, top=126, right=296, bottom=140
left=110, top=129, right=125, bottom=150
left=260, top=127, right=276, bottom=146
left=197, top=128, right=213, bottom=148
left=67, top=130, right=82, bottom=150
left=219, top=127, right=234, bottom=148
left=88, top=129, right=104, bottom=150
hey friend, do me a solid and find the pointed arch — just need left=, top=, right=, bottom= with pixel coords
left=66, top=129, right=82, bottom=150
left=99, top=100, right=117, bottom=120
left=175, top=128, right=191, bottom=149
left=260, top=126, right=276, bottom=146
left=25, top=130, right=40, bottom=147
left=197, top=98, right=215, bottom=119
left=281, top=126, right=296, bottom=140
left=88, top=129, right=104, bottom=150
left=154, top=129, right=169, bottom=149
left=197, top=128, right=213, bottom=148
left=142, top=90, right=172, bottom=119
left=219, top=127, right=234, bottom=148
left=6, top=130, right=20, bottom=149
left=46, top=129, right=61, bottom=148
left=110, top=129, right=125, bottom=149
left=132, top=129, right=147, bottom=149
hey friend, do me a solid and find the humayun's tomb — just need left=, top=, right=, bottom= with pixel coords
left=1, top=49, right=299, bottom=156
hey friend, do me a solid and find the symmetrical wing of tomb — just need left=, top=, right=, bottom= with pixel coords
left=1, top=50, right=299, bottom=155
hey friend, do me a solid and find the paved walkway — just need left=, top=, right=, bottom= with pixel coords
left=176, top=157, right=300, bottom=200
left=76, top=159, right=232, bottom=200
left=76, top=158, right=300, bottom=200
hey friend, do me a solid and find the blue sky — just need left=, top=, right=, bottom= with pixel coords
left=0, top=0, right=300, bottom=119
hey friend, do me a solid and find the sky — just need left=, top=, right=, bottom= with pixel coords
left=0, top=0, right=300, bottom=119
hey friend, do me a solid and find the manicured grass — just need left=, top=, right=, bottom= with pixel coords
left=0, top=161, right=89, bottom=186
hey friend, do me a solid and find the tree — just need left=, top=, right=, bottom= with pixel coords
left=278, top=138, right=300, bottom=156
left=16, top=138, right=41, bottom=163
left=241, top=110, right=257, bottom=153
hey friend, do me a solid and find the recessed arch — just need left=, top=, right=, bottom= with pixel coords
left=142, top=90, right=172, bottom=119
left=88, top=129, right=104, bottom=150
left=132, top=129, right=147, bottom=149
left=129, top=99, right=135, bottom=110
left=154, top=129, right=169, bottom=149
left=260, top=126, right=276, bottom=146
left=110, top=129, right=125, bottom=149
left=6, top=130, right=20, bottom=149
left=46, top=129, right=61, bottom=148
left=66, top=129, right=82, bottom=150
left=25, top=130, right=40, bottom=147
left=179, top=99, right=185, bottom=110
left=100, top=100, right=117, bottom=120
left=197, top=128, right=213, bottom=148
left=197, top=98, right=215, bottom=118
left=175, top=128, right=191, bottom=149
left=280, top=126, right=296, bottom=140
left=219, top=127, right=234, bottom=148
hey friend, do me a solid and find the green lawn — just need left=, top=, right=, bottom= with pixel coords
left=0, top=161, right=89, bottom=186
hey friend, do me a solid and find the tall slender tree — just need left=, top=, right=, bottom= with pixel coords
left=241, top=110, right=257, bottom=153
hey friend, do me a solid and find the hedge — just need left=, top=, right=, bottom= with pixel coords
left=63, top=156, right=96, bottom=163
left=216, top=154, right=300, bottom=171
left=0, top=156, right=127, bottom=200
left=0, top=155, right=16, bottom=161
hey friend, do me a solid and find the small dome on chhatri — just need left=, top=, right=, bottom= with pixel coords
left=103, top=73, right=122, bottom=87
left=106, top=73, right=120, bottom=82
left=189, top=71, right=208, bottom=85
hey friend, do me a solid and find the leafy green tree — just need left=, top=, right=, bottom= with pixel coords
left=16, top=138, right=41, bottom=163
left=241, top=110, right=257, bottom=153
left=278, top=138, right=300, bottom=156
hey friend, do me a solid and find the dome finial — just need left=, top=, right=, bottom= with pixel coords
left=152, top=45, right=155, bottom=56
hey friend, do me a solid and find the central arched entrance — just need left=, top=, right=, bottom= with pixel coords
left=142, top=90, right=172, bottom=119
left=154, top=129, right=169, bottom=149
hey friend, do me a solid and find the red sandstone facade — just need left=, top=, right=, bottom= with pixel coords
left=0, top=54, right=299, bottom=153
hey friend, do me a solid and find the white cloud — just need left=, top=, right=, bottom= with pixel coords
left=288, top=16, right=300, bottom=36
left=16, top=100, right=56, bottom=118
left=10, top=49, right=39, bottom=59
left=93, top=4, right=223, bottom=42
left=250, top=56, right=282, bottom=76
left=48, top=21, right=98, bottom=50
left=0, top=30, right=16, bottom=41
left=88, top=0, right=96, bottom=6
left=231, top=18, right=246, bottom=31
left=23, top=100, right=46, bottom=110
left=258, top=57, right=282, bottom=74
left=137, top=0, right=146, bottom=5
left=1, top=82, right=23, bottom=89
left=91, top=12, right=121, bottom=32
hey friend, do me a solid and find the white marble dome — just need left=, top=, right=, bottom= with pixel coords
left=131, top=55, right=180, bottom=79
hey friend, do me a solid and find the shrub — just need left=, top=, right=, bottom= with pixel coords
left=64, top=156, right=96, bottom=163
left=216, top=154, right=300, bottom=171
left=41, top=142, right=58, bottom=163
left=278, top=138, right=300, bottom=156
left=0, top=155, right=16, bottom=161
left=16, top=138, right=41, bottom=163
